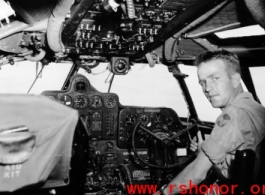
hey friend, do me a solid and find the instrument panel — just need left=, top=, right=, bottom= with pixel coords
left=62, top=0, right=178, bottom=58
left=42, top=73, right=193, bottom=195
left=42, top=74, right=119, bottom=140
left=118, top=107, right=186, bottom=148
left=45, top=93, right=117, bottom=110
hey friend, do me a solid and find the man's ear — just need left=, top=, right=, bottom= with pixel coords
left=231, top=73, right=241, bottom=88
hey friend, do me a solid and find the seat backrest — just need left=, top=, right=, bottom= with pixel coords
left=0, top=94, right=80, bottom=193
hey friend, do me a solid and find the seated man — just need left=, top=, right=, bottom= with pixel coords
left=158, top=50, right=265, bottom=195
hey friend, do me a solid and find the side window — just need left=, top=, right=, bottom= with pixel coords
left=249, top=67, right=265, bottom=105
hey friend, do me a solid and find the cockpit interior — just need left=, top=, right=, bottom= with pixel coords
left=0, top=0, right=265, bottom=194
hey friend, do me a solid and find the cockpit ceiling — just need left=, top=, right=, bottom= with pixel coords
left=159, top=0, right=196, bottom=10
left=1, top=0, right=265, bottom=66
left=185, top=1, right=244, bottom=37
left=171, top=0, right=265, bottom=63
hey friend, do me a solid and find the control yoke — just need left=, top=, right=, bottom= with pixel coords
left=131, top=121, right=197, bottom=169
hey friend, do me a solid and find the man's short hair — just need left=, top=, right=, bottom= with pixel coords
left=194, top=50, right=242, bottom=76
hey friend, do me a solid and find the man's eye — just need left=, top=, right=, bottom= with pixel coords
left=199, top=81, right=205, bottom=86
left=213, top=77, right=219, bottom=81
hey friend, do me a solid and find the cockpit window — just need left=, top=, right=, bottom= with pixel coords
left=249, top=67, right=265, bottom=105
left=215, top=25, right=265, bottom=39
left=0, top=61, right=73, bottom=94
left=78, top=63, right=189, bottom=118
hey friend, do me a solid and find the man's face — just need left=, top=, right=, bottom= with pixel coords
left=197, top=59, right=236, bottom=109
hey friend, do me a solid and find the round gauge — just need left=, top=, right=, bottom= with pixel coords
left=73, top=94, right=88, bottom=109
left=125, top=114, right=136, bottom=125
left=92, top=112, right=101, bottom=119
left=74, top=81, right=87, bottom=92
left=104, top=95, right=117, bottom=108
left=113, top=59, right=130, bottom=74
left=154, top=114, right=162, bottom=124
left=59, top=94, right=72, bottom=106
left=89, top=95, right=103, bottom=109
left=166, top=116, right=173, bottom=125
left=139, top=114, right=149, bottom=126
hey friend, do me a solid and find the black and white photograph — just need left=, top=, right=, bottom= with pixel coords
left=0, top=0, right=265, bottom=194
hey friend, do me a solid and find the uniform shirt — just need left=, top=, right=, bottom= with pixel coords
left=201, top=92, right=265, bottom=179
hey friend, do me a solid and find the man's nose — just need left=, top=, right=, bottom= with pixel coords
left=205, top=81, right=213, bottom=92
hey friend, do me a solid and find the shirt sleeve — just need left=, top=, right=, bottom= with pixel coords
left=201, top=107, right=245, bottom=165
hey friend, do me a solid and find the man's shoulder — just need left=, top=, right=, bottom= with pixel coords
left=216, top=106, right=249, bottom=128
left=233, top=92, right=265, bottom=111
left=231, top=94, right=265, bottom=129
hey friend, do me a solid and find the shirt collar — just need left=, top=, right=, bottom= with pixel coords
left=232, top=92, right=253, bottom=105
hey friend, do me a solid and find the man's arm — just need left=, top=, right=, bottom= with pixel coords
left=162, top=150, right=213, bottom=195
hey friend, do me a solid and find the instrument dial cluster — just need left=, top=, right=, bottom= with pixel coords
left=118, top=107, right=183, bottom=148
left=42, top=75, right=118, bottom=110
left=42, top=75, right=119, bottom=141
left=44, top=93, right=118, bottom=109
left=43, top=92, right=118, bottom=110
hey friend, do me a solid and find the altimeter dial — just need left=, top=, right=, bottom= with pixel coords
left=104, top=95, right=117, bottom=108
left=89, top=95, right=103, bottom=109
left=74, top=94, right=88, bottom=109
